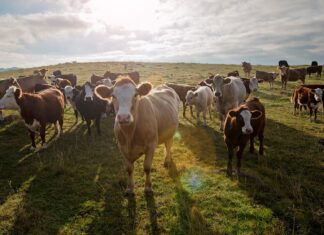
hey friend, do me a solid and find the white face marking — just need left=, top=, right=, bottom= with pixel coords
left=48, top=75, right=57, bottom=85
left=314, top=88, right=323, bottom=102
left=240, top=110, right=253, bottom=134
left=0, top=86, right=20, bottom=110
left=84, top=84, right=94, bottom=101
left=64, top=86, right=73, bottom=99
left=25, top=119, right=40, bottom=132
left=113, top=83, right=136, bottom=123
left=213, top=76, right=223, bottom=97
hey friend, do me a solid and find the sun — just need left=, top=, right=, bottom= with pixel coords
left=85, top=0, right=161, bottom=31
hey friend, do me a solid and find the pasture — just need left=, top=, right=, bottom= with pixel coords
left=0, top=62, right=323, bottom=235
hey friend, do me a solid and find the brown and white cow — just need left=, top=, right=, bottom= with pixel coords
left=166, top=83, right=195, bottom=118
left=224, top=97, right=265, bottom=176
left=48, top=75, right=72, bottom=88
left=52, top=71, right=77, bottom=86
left=279, top=66, right=306, bottom=89
left=95, top=76, right=180, bottom=194
left=0, top=86, right=64, bottom=150
left=227, top=70, right=240, bottom=77
left=240, top=77, right=258, bottom=96
left=242, top=62, right=252, bottom=78
left=185, top=86, right=213, bottom=126
left=255, top=71, right=278, bottom=89
left=291, top=86, right=323, bottom=121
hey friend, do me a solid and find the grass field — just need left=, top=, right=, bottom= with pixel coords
left=0, top=62, right=323, bottom=235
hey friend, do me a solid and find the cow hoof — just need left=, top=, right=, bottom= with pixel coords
left=41, top=143, right=47, bottom=149
left=30, top=146, right=36, bottom=151
left=144, top=187, right=153, bottom=194
left=124, top=188, right=135, bottom=197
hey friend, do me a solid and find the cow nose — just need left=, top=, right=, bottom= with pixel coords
left=245, top=128, right=253, bottom=134
left=215, top=92, right=221, bottom=97
left=117, top=114, right=131, bottom=123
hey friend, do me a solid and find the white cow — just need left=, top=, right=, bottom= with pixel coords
left=212, top=75, right=247, bottom=130
left=185, top=86, right=213, bottom=126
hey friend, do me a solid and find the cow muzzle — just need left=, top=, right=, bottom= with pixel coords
left=214, top=92, right=221, bottom=97
left=242, top=127, right=253, bottom=135
left=117, top=114, right=132, bottom=124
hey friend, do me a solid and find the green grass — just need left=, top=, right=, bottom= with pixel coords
left=0, top=62, right=323, bottom=234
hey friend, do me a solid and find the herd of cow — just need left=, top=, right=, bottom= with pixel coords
left=0, top=60, right=322, bottom=194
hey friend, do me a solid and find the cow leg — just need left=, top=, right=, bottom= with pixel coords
left=0, top=110, right=3, bottom=121
left=182, top=101, right=186, bottom=118
left=74, top=109, right=78, bottom=124
left=190, top=105, right=194, bottom=118
left=208, top=105, right=212, bottom=120
left=309, top=108, right=313, bottom=122
left=202, top=110, right=207, bottom=126
left=249, top=135, right=254, bottom=153
left=196, top=111, right=200, bottom=125
left=237, top=143, right=247, bottom=176
left=314, top=108, right=318, bottom=122
left=95, top=116, right=101, bottom=135
left=164, top=138, right=173, bottom=167
left=40, top=124, right=47, bottom=149
left=219, top=115, right=224, bottom=131
left=226, top=145, right=234, bottom=176
left=86, top=119, right=92, bottom=136
left=28, top=130, right=36, bottom=151
left=144, top=147, right=155, bottom=193
left=125, top=160, right=135, bottom=195
left=259, top=132, right=264, bottom=155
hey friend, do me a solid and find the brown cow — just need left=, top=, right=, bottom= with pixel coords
left=279, top=66, right=306, bottom=89
left=53, top=72, right=77, bottom=86
left=95, top=76, right=180, bottom=194
left=255, top=71, right=278, bottom=89
left=48, top=75, right=71, bottom=89
left=166, top=83, right=195, bottom=118
left=0, top=86, right=64, bottom=150
left=291, top=86, right=323, bottom=121
left=227, top=70, right=240, bottom=77
left=306, top=66, right=322, bottom=78
left=103, top=71, right=140, bottom=84
left=242, top=62, right=252, bottom=78
left=90, top=74, right=105, bottom=85
left=224, top=97, right=265, bottom=176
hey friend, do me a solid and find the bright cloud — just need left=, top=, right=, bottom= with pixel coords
left=0, top=0, right=323, bottom=67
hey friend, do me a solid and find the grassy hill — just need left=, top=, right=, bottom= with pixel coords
left=0, top=62, right=323, bottom=234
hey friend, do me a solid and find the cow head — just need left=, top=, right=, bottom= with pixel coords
left=83, top=82, right=95, bottom=101
left=212, top=75, right=228, bottom=97
left=95, top=76, right=152, bottom=125
left=271, top=72, right=279, bottom=79
left=101, top=78, right=113, bottom=87
left=64, top=85, right=74, bottom=100
left=228, top=108, right=263, bottom=134
left=185, top=90, right=198, bottom=106
left=48, top=75, right=58, bottom=85
left=249, top=78, right=258, bottom=92
left=279, top=66, right=288, bottom=76
left=314, top=88, right=323, bottom=102
left=0, top=86, right=21, bottom=110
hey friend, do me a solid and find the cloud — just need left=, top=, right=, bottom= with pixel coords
left=0, top=0, right=324, bottom=67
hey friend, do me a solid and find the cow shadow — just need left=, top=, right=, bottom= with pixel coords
left=234, top=118, right=324, bottom=234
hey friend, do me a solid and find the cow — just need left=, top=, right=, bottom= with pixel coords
left=103, top=71, right=140, bottom=84
left=224, top=97, right=265, bottom=176
left=279, top=66, right=306, bottom=89
left=311, top=61, right=318, bottom=67
left=240, top=77, right=258, bottom=96
left=94, top=76, right=180, bottom=194
left=34, top=84, right=57, bottom=93
left=96, top=78, right=113, bottom=87
left=90, top=74, right=105, bottom=85
left=0, top=72, right=48, bottom=121
left=278, top=60, right=289, bottom=68
left=63, top=85, right=83, bottom=123
left=53, top=71, right=77, bottom=86
left=48, top=75, right=72, bottom=88
left=166, top=83, right=196, bottom=118
left=227, top=70, right=240, bottom=77
left=75, top=82, right=108, bottom=135
left=291, top=86, right=323, bottom=121
left=212, top=75, right=246, bottom=130
left=306, top=66, right=322, bottom=78
left=255, top=71, right=279, bottom=89
left=185, top=86, right=213, bottom=126
left=0, top=86, right=64, bottom=150
left=242, top=62, right=252, bottom=78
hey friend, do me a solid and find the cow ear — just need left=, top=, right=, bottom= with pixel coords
left=137, top=82, right=152, bottom=96
left=95, top=85, right=113, bottom=99
left=224, top=78, right=231, bottom=84
left=228, top=110, right=236, bottom=118
left=194, top=92, right=198, bottom=97
left=251, top=110, right=262, bottom=120
left=14, top=88, right=22, bottom=99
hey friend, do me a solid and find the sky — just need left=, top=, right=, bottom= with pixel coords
left=0, top=0, right=323, bottom=68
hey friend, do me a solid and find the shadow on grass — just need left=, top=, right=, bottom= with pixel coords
left=235, top=118, right=324, bottom=234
